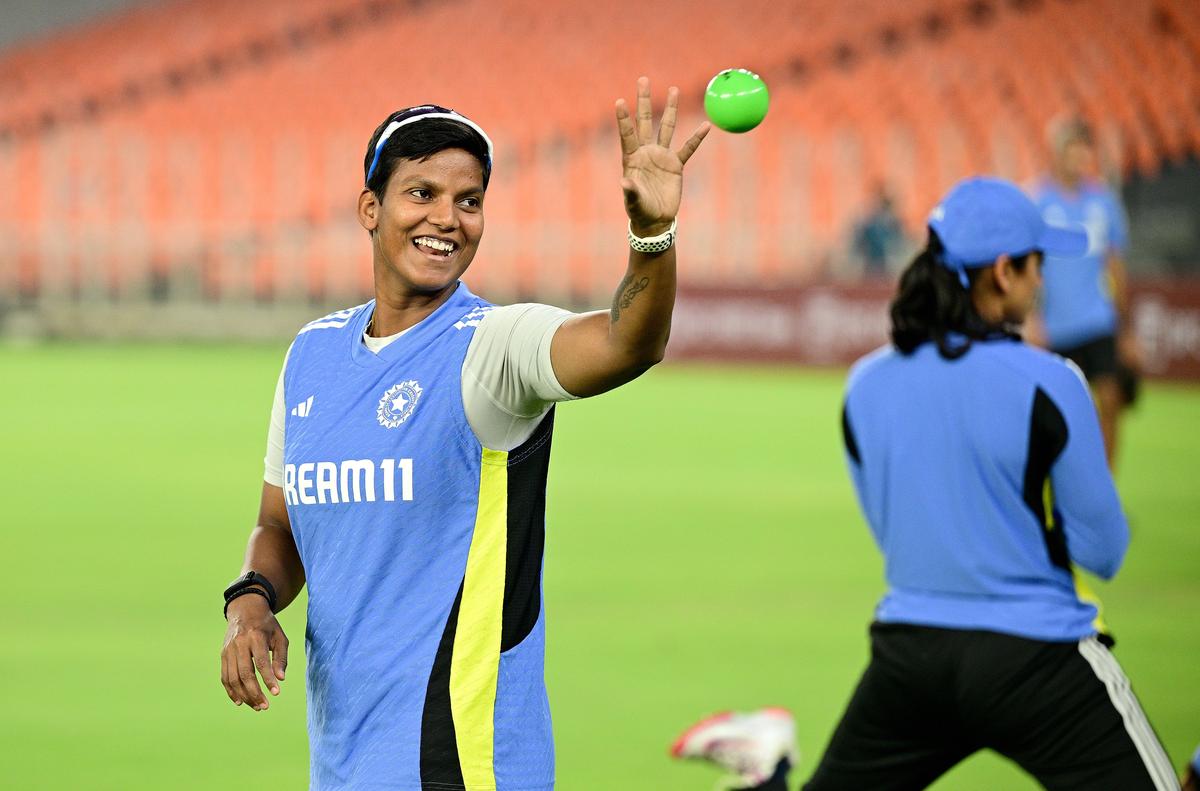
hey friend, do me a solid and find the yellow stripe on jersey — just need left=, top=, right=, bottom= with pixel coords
left=450, top=447, right=508, bottom=789
left=1073, top=571, right=1111, bottom=636
left=1043, top=480, right=1111, bottom=637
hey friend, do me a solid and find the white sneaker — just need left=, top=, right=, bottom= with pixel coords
left=670, top=707, right=798, bottom=788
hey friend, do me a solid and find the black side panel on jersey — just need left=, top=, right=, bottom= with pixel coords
left=420, top=584, right=466, bottom=789
left=1023, top=387, right=1071, bottom=570
left=500, top=407, right=554, bottom=652
left=842, top=403, right=861, bottom=465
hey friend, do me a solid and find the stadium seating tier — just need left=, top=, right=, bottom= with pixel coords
left=2, top=0, right=1197, bottom=299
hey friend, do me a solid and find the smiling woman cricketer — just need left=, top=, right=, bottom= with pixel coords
left=217, top=79, right=708, bottom=791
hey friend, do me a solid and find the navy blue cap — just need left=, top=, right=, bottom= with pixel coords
left=365, top=104, right=494, bottom=185
left=928, top=176, right=1088, bottom=286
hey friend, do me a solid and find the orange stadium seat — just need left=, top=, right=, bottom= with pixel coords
left=1, top=0, right=1197, bottom=298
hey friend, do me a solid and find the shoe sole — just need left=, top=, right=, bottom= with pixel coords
left=669, top=707, right=794, bottom=758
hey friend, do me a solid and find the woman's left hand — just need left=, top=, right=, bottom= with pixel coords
left=615, top=77, right=710, bottom=237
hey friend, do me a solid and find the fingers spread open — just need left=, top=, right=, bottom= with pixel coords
left=636, top=76, right=653, bottom=143
left=657, top=86, right=679, bottom=148
left=677, top=122, right=712, bottom=165
left=614, top=99, right=639, bottom=160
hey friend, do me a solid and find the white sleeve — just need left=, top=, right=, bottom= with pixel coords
left=263, top=343, right=292, bottom=487
left=462, top=303, right=579, bottom=451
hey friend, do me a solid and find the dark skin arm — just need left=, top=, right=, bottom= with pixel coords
left=549, top=77, right=709, bottom=397
left=220, top=482, right=304, bottom=711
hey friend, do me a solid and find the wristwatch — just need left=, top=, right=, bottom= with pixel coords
left=627, top=218, right=677, bottom=253
left=223, top=570, right=278, bottom=613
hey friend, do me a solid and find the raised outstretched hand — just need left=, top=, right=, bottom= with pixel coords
left=615, top=76, right=710, bottom=237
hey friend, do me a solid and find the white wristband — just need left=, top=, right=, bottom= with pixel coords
left=628, top=218, right=677, bottom=253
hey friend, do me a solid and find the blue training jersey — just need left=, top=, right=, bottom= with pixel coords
left=1032, top=178, right=1129, bottom=349
left=282, top=282, right=555, bottom=791
left=842, top=338, right=1129, bottom=642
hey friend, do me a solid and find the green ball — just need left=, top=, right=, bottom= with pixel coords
left=704, top=68, right=769, bottom=133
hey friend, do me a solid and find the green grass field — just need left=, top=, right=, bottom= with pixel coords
left=2, top=344, right=1197, bottom=790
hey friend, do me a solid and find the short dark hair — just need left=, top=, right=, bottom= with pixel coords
left=363, top=115, right=491, bottom=200
left=890, top=230, right=1031, bottom=359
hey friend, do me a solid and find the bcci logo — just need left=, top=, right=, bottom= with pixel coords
left=377, top=380, right=423, bottom=429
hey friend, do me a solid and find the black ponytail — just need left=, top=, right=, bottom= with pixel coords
left=889, top=230, right=1026, bottom=359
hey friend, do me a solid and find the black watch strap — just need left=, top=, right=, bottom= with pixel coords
left=223, top=587, right=271, bottom=619
left=223, top=571, right=278, bottom=612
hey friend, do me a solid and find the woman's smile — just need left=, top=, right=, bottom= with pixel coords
left=411, top=235, right=460, bottom=263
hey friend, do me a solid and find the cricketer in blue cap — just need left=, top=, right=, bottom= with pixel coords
left=928, top=176, right=1088, bottom=288
left=671, top=175, right=1176, bottom=790
left=792, top=176, right=1176, bottom=790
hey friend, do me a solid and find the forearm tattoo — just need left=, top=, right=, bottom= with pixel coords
left=611, top=276, right=650, bottom=322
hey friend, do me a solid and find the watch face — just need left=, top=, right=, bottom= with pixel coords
left=227, top=571, right=252, bottom=592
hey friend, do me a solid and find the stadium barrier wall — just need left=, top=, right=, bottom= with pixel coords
left=5, top=280, right=1199, bottom=381
left=668, top=280, right=1200, bottom=380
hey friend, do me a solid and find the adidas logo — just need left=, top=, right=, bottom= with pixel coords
left=454, top=305, right=494, bottom=330
left=291, top=396, right=315, bottom=417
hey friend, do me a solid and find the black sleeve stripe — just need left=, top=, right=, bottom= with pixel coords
left=1023, top=386, right=1071, bottom=570
left=842, top=403, right=861, bottom=465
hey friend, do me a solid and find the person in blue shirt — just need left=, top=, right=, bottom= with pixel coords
left=852, top=184, right=907, bottom=277
left=673, top=178, right=1178, bottom=791
left=1032, top=118, right=1140, bottom=466
left=218, top=80, right=710, bottom=791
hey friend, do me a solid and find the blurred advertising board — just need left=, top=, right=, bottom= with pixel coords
left=669, top=281, right=1200, bottom=380
left=1130, top=282, right=1200, bottom=379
